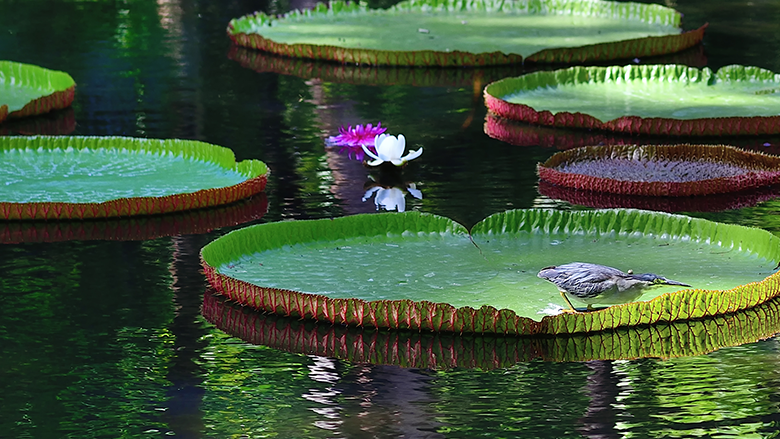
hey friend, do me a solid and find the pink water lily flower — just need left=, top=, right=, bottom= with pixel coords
left=361, top=134, right=423, bottom=166
left=326, top=122, right=386, bottom=161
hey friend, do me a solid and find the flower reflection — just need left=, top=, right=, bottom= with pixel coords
left=363, top=184, right=423, bottom=212
left=362, top=166, right=422, bottom=212
left=326, top=122, right=386, bottom=161
left=362, top=133, right=423, bottom=167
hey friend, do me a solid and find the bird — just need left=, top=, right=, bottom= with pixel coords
left=537, top=262, right=691, bottom=312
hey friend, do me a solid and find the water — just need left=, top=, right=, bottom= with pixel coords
left=2, top=0, right=780, bottom=437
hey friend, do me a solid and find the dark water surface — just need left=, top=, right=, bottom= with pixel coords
left=3, top=0, right=780, bottom=437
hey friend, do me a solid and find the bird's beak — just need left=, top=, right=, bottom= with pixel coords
left=660, top=278, right=691, bottom=287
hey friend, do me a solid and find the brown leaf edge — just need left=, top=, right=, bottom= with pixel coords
left=226, top=1, right=703, bottom=67
left=537, top=144, right=780, bottom=197
left=0, top=193, right=268, bottom=244
left=202, top=290, right=780, bottom=367
left=7, top=85, right=76, bottom=120
left=525, top=23, right=706, bottom=64
left=228, top=30, right=523, bottom=67
left=0, top=105, right=7, bottom=124
left=484, top=64, right=780, bottom=135
left=0, top=175, right=267, bottom=220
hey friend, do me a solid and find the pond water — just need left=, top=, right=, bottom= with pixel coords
left=2, top=0, right=780, bottom=437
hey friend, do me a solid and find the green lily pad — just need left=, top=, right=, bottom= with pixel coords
left=0, top=61, right=76, bottom=123
left=485, top=64, right=780, bottom=135
left=203, top=291, right=780, bottom=366
left=0, top=136, right=268, bottom=220
left=200, top=209, right=780, bottom=335
left=228, top=0, right=706, bottom=67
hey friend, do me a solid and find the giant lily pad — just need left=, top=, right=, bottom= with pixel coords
left=200, top=209, right=780, bottom=335
left=0, top=136, right=268, bottom=220
left=538, top=144, right=780, bottom=197
left=228, top=0, right=706, bottom=67
left=484, top=64, right=780, bottom=135
left=203, top=291, right=780, bottom=367
left=0, top=61, right=75, bottom=123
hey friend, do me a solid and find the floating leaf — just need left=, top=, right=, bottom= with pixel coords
left=227, top=0, right=705, bottom=67
left=200, top=210, right=780, bottom=335
left=538, top=144, right=780, bottom=197
left=0, top=61, right=75, bottom=123
left=0, top=136, right=268, bottom=220
left=203, top=291, right=780, bottom=367
left=484, top=64, right=780, bottom=135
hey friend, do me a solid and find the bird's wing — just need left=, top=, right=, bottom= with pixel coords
left=544, top=263, right=625, bottom=296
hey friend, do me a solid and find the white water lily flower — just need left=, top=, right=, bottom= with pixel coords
left=361, top=134, right=423, bottom=166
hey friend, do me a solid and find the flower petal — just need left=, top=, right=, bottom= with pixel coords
left=361, top=144, right=381, bottom=161
left=374, top=134, right=388, bottom=149
left=376, top=134, right=406, bottom=162
left=400, top=147, right=423, bottom=163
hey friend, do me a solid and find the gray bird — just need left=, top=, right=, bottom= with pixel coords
left=537, top=262, right=691, bottom=312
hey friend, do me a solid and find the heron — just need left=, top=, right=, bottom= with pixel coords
left=537, top=262, right=691, bottom=312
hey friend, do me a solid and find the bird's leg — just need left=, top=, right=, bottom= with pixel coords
left=586, top=304, right=595, bottom=311
left=560, top=291, right=579, bottom=313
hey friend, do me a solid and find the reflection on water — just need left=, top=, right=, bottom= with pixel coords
left=363, top=165, right=423, bottom=212
left=4, top=0, right=780, bottom=437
